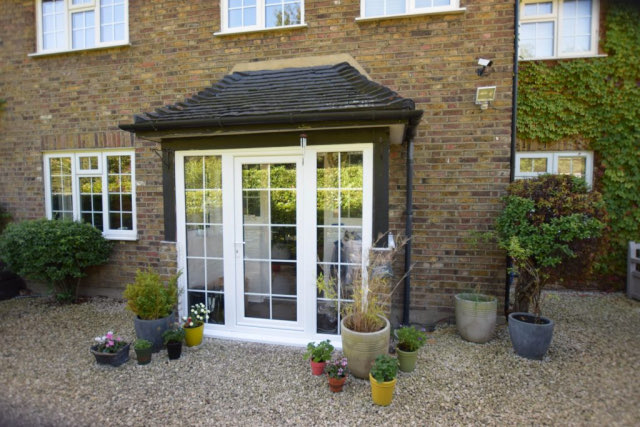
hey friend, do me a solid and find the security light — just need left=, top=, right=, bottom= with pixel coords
left=475, top=86, right=497, bottom=110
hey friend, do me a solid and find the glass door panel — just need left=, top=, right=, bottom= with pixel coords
left=239, top=161, right=299, bottom=325
left=316, top=151, right=364, bottom=334
left=184, top=155, right=225, bottom=324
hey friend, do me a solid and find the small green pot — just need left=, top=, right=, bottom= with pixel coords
left=135, top=347, right=152, bottom=365
left=396, top=348, right=418, bottom=372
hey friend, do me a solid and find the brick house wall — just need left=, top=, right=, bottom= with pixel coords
left=0, top=0, right=514, bottom=324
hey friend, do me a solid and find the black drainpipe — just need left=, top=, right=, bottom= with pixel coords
left=403, top=136, right=414, bottom=325
left=505, top=0, right=520, bottom=318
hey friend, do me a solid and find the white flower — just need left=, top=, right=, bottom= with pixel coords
left=94, top=337, right=103, bottom=342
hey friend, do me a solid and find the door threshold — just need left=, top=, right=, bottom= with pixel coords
left=202, top=327, right=343, bottom=350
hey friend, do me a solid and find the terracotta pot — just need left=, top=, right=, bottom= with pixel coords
left=340, top=315, right=390, bottom=379
left=310, top=360, right=326, bottom=376
left=327, top=375, right=347, bottom=393
left=184, top=323, right=204, bottom=347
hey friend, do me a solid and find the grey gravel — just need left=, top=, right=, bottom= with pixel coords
left=0, top=292, right=639, bottom=426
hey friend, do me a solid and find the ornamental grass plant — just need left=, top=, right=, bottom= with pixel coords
left=123, top=269, right=180, bottom=320
left=339, top=235, right=410, bottom=333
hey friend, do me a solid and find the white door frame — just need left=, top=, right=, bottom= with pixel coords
left=175, top=144, right=373, bottom=348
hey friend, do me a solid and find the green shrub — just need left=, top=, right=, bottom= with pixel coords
left=370, top=354, right=398, bottom=383
left=0, top=219, right=112, bottom=302
left=493, top=175, right=606, bottom=315
left=134, top=339, right=152, bottom=351
left=395, top=325, right=427, bottom=352
left=162, top=327, right=185, bottom=345
left=123, top=269, right=179, bottom=320
left=303, top=339, right=334, bottom=363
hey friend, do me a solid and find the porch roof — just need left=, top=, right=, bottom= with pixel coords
left=119, top=62, right=423, bottom=140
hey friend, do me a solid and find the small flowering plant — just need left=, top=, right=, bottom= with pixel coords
left=325, top=357, right=349, bottom=379
left=182, top=303, right=210, bottom=328
left=395, top=325, right=428, bottom=352
left=93, top=331, right=128, bottom=353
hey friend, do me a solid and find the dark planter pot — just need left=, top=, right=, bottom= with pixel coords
left=166, top=341, right=182, bottom=360
left=134, top=313, right=173, bottom=353
left=90, top=343, right=130, bottom=367
left=135, top=348, right=152, bottom=365
left=508, top=312, right=554, bottom=360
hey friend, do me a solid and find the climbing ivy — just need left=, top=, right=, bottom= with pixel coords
left=517, top=2, right=640, bottom=285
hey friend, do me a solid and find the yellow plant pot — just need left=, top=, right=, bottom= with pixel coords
left=184, top=323, right=204, bottom=347
left=369, top=373, right=397, bottom=406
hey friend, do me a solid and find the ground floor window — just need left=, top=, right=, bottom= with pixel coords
left=43, top=150, right=136, bottom=240
left=515, top=151, right=593, bottom=187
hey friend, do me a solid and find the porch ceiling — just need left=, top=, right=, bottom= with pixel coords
left=118, top=62, right=423, bottom=142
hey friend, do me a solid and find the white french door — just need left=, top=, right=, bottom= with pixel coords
left=234, top=157, right=304, bottom=330
left=175, top=145, right=372, bottom=346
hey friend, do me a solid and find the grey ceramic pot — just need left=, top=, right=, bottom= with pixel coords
left=134, top=313, right=173, bottom=353
left=341, top=315, right=390, bottom=379
left=508, top=312, right=554, bottom=360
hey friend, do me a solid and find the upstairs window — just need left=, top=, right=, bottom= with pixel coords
left=36, top=0, right=128, bottom=53
left=361, top=0, right=460, bottom=19
left=221, top=0, right=304, bottom=33
left=519, top=0, right=599, bottom=59
left=44, top=151, right=137, bottom=240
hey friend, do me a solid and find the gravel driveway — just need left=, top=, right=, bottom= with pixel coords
left=0, top=292, right=638, bottom=426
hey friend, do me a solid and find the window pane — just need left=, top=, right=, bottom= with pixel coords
left=561, top=0, right=592, bottom=54
left=533, top=158, right=547, bottom=172
left=101, top=0, right=126, bottom=42
left=520, top=22, right=554, bottom=58
left=364, top=0, right=385, bottom=17
left=107, top=155, right=134, bottom=232
left=49, top=157, right=73, bottom=220
left=557, top=156, right=586, bottom=177
left=524, top=1, right=552, bottom=16
left=386, top=0, right=405, bottom=15
left=42, top=0, right=65, bottom=50
left=71, top=11, right=96, bottom=49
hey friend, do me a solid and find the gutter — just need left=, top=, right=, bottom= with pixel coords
left=505, top=0, right=520, bottom=318
left=119, top=110, right=424, bottom=134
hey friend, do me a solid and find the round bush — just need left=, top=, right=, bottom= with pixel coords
left=0, top=219, right=113, bottom=302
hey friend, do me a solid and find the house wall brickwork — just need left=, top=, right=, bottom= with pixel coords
left=0, top=0, right=514, bottom=324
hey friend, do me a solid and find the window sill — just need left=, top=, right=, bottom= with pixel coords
left=28, top=42, right=130, bottom=58
left=355, top=7, right=466, bottom=23
left=104, top=233, right=138, bottom=241
left=214, top=24, right=307, bottom=37
left=519, top=53, right=607, bottom=62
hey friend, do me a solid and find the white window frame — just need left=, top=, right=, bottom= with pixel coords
left=34, top=0, right=129, bottom=55
left=515, top=151, right=594, bottom=187
left=43, top=150, right=137, bottom=240
left=518, top=0, right=600, bottom=60
left=218, top=0, right=306, bottom=35
left=357, top=0, right=464, bottom=21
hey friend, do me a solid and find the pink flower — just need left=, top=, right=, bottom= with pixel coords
left=105, top=332, right=114, bottom=340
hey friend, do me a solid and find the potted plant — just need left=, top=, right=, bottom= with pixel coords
left=163, top=326, right=185, bottom=360
left=90, top=331, right=130, bottom=367
left=182, top=302, right=210, bottom=347
left=394, top=325, right=427, bottom=372
left=133, top=339, right=152, bottom=365
left=123, top=269, right=180, bottom=353
left=454, top=291, right=497, bottom=344
left=325, top=357, right=349, bottom=393
left=303, top=339, right=334, bottom=375
left=490, top=175, right=605, bottom=359
left=369, top=354, right=399, bottom=406
left=331, top=235, right=408, bottom=379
